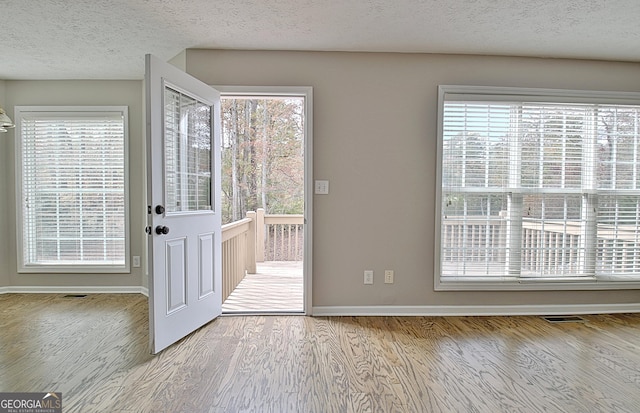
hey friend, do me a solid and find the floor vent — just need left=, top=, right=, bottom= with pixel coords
left=63, top=294, right=88, bottom=298
left=542, top=315, right=586, bottom=323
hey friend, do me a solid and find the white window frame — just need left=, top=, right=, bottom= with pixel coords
left=435, top=86, right=640, bottom=291
left=15, top=106, right=130, bottom=273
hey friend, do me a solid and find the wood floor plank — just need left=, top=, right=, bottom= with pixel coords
left=3, top=294, right=640, bottom=412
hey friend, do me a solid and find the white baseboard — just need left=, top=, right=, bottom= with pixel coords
left=0, top=286, right=147, bottom=295
left=312, top=303, right=640, bottom=317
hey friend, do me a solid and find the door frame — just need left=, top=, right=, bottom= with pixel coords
left=215, top=86, right=313, bottom=315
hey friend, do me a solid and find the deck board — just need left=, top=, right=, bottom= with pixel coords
left=222, top=261, right=303, bottom=313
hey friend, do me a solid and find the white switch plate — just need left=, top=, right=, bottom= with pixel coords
left=133, top=256, right=141, bottom=268
left=364, top=270, right=374, bottom=285
left=315, top=180, right=329, bottom=194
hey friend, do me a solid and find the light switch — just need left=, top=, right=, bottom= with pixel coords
left=315, top=180, right=329, bottom=195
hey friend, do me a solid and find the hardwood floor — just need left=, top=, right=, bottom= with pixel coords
left=2, top=293, right=640, bottom=412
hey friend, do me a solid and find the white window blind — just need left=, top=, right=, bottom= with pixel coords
left=437, top=87, right=640, bottom=287
left=164, top=86, right=212, bottom=213
left=16, top=107, right=128, bottom=272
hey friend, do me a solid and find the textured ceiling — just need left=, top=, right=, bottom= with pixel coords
left=2, top=0, right=640, bottom=80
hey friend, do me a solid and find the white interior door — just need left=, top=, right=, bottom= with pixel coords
left=145, top=54, right=222, bottom=354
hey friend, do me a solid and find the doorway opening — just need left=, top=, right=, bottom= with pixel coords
left=219, top=88, right=311, bottom=314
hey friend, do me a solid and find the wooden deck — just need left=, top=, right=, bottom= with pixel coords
left=222, top=261, right=303, bottom=313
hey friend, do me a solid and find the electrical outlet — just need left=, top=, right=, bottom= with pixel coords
left=384, top=270, right=394, bottom=284
left=133, top=256, right=141, bottom=268
left=364, top=270, right=374, bottom=285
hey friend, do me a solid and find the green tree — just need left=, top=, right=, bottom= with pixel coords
left=221, top=97, right=304, bottom=224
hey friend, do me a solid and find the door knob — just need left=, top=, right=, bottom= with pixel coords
left=155, top=225, right=170, bottom=235
left=155, top=205, right=165, bottom=214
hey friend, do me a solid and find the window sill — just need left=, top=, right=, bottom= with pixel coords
left=435, top=278, right=640, bottom=291
left=18, top=265, right=130, bottom=274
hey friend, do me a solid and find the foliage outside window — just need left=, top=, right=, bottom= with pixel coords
left=220, top=97, right=304, bottom=224
left=437, top=86, right=640, bottom=289
left=16, top=106, right=129, bottom=272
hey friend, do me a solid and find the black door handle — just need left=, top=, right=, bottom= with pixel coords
left=155, top=225, right=170, bottom=235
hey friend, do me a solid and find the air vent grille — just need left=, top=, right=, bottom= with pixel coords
left=542, top=316, right=586, bottom=323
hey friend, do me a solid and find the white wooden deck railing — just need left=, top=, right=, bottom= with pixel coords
left=221, top=216, right=255, bottom=302
left=221, top=209, right=304, bottom=301
left=442, top=215, right=640, bottom=275
left=256, top=210, right=304, bottom=262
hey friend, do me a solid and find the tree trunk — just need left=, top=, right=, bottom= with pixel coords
left=241, top=100, right=259, bottom=216
left=261, top=102, right=269, bottom=211
left=230, top=100, right=239, bottom=221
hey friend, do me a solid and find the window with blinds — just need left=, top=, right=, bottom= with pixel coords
left=16, top=107, right=129, bottom=272
left=437, top=86, right=640, bottom=288
left=164, top=86, right=212, bottom=213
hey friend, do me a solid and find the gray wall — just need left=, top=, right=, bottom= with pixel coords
left=1, top=80, right=145, bottom=289
left=0, top=80, right=8, bottom=288
left=185, top=50, right=640, bottom=308
left=1, top=52, right=639, bottom=308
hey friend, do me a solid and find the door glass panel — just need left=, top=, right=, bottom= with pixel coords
left=164, top=85, right=212, bottom=213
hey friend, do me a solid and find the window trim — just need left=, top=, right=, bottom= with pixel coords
left=435, top=86, right=640, bottom=291
left=15, top=106, right=130, bottom=273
